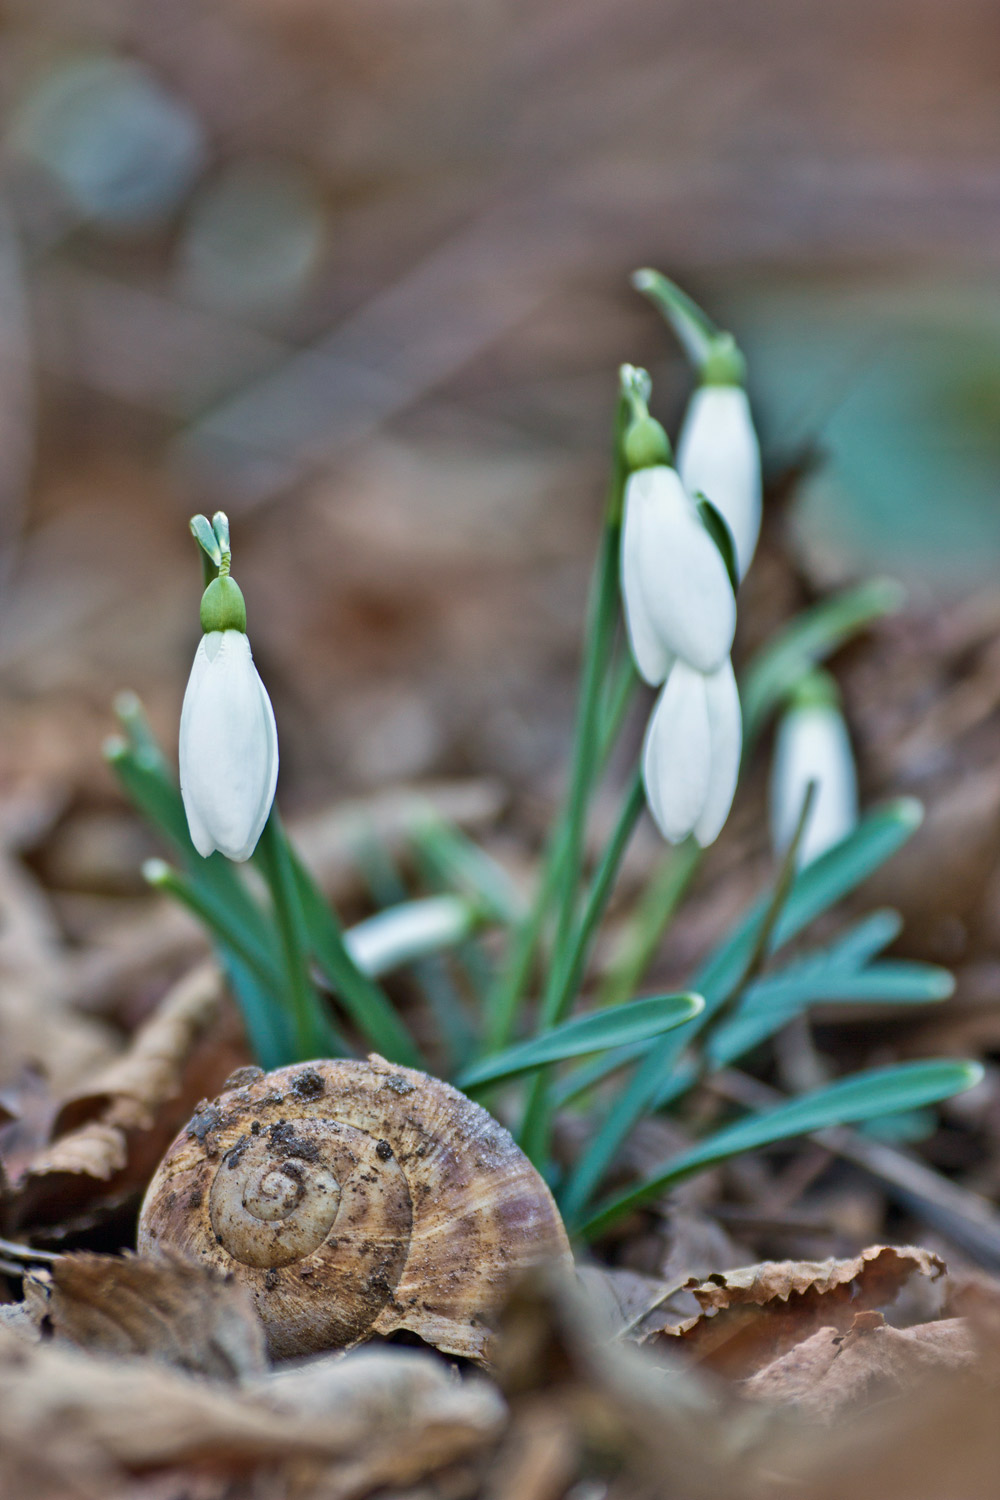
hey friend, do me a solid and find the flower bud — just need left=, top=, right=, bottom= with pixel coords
left=642, top=658, right=741, bottom=847
left=770, top=673, right=858, bottom=868
left=620, top=464, right=736, bottom=683
left=179, top=629, right=278, bottom=861
left=676, top=382, right=761, bottom=580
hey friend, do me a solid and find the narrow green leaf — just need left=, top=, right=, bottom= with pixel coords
left=219, top=949, right=296, bottom=1070
left=772, top=799, right=922, bottom=950
left=254, top=812, right=337, bottom=1060
left=549, top=1039, right=650, bottom=1109
left=409, top=810, right=523, bottom=924
left=287, top=845, right=425, bottom=1069
left=458, top=993, right=703, bottom=1090
left=820, top=908, right=903, bottom=968
left=707, top=962, right=953, bottom=1070
left=696, top=800, right=922, bottom=1004
left=597, top=841, right=701, bottom=1010
left=741, top=578, right=905, bottom=749
left=695, top=495, right=739, bottom=593
left=578, top=1060, right=984, bottom=1237
left=560, top=800, right=924, bottom=1218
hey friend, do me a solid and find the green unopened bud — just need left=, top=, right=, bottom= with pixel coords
left=701, top=333, right=746, bottom=387
left=200, top=574, right=247, bottom=633
left=624, top=415, right=672, bottom=471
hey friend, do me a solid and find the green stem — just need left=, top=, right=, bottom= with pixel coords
left=484, top=407, right=632, bottom=1053
left=519, top=770, right=646, bottom=1162
left=632, top=270, right=719, bottom=370
left=144, top=859, right=281, bottom=993
left=254, top=811, right=336, bottom=1060
left=560, top=786, right=818, bottom=1225
left=287, top=845, right=425, bottom=1068
left=597, top=840, right=701, bottom=1009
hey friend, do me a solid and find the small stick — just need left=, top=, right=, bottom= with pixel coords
left=0, top=1236, right=61, bottom=1275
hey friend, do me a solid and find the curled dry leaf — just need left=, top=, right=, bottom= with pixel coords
left=576, top=1264, right=683, bottom=1340
left=645, top=1245, right=945, bottom=1379
left=23, top=1251, right=267, bottom=1379
left=0, top=1327, right=504, bottom=1499
left=744, top=1310, right=978, bottom=1421
left=8, top=962, right=246, bottom=1236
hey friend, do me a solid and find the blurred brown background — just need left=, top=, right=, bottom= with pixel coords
left=2, top=0, right=1000, bottom=881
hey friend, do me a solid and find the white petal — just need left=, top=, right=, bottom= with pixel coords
left=626, top=466, right=736, bottom=674
left=769, top=704, right=858, bottom=868
left=694, top=658, right=742, bottom=847
left=642, top=660, right=712, bottom=843
left=677, top=385, right=762, bottom=579
left=179, top=629, right=279, bottom=862
left=621, top=483, right=674, bottom=684
left=344, top=895, right=473, bottom=978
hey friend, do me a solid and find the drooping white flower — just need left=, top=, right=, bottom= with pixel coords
left=642, top=657, right=742, bottom=847
left=620, top=464, right=736, bottom=682
left=770, top=676, right=857, bottom=868
left=179, top=628, right=278, bottom=861
left=676, top=384, right=761, bottom=580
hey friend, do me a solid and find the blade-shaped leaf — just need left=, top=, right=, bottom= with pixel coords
left=739, top=959, right=954, bottom=1015
left=559, top=800, right=924, bottom=1219
left=707, top=962, right=953, bottom=1070
left=819, top=908, right=903, bottom=968
left=577, top=1060, right=983, bottom=1237
left=741, top=577, right=905, bottom=749
left=457, top=993, right=703, bottom=1090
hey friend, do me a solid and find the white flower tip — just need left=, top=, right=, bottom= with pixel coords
left=143, top=858, right=171, bottom=885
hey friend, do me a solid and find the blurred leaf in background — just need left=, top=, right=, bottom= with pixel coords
left=733, top=279, right=1000, bottom=590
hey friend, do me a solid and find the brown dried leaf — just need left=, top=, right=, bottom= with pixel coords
left=576, top=1265, right=681, bottom=1339
left=744, top=1310, right=978, bottom=1420
left=23, top=1251, right=267, bottom=1379
left=646, top=1245, right=945, bottom=1379
left=9, top=963, right=245, bottom=1235
left=0, top=1328, right=504, bottom=1495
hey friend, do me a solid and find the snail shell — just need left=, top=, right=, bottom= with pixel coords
left=136, top=1055, right=570, bottom=1362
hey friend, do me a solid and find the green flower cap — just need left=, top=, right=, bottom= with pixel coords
left=786, top=669, right=841, bottom=714
left=624, top=415, right=672, bottom=472
left=200, top=573, right=247, bottom=633
left=701, top=332, right=747, bottom=388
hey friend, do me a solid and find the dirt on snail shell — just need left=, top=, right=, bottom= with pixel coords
left=137, top=1055, right=572, bottom=1363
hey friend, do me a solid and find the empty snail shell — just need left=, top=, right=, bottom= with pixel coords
left=136, top=1055, right=571, bottom=1362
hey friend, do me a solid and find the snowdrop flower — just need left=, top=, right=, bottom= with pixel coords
left=643, top=657, right=742, bottom=847
left=620, top=462, right=736, bottom=683
left=770, top=672, right=857, bottom=868
left=676, top=345, right=762, bottom=580
left=179, top=541, right=278, bottom=862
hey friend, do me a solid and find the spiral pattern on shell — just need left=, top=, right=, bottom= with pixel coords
left=137, top=1056, right=571, bottom=1361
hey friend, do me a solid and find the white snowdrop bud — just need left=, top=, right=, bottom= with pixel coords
left=179, top=620, right=278, bottom=863
left=620, top=464, right=736, bottom=683
left=770, top=673, right=857, bottom=868
left=676, top=382, right=762, bottom=581
left=642, top=657, right=742, bottom=847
